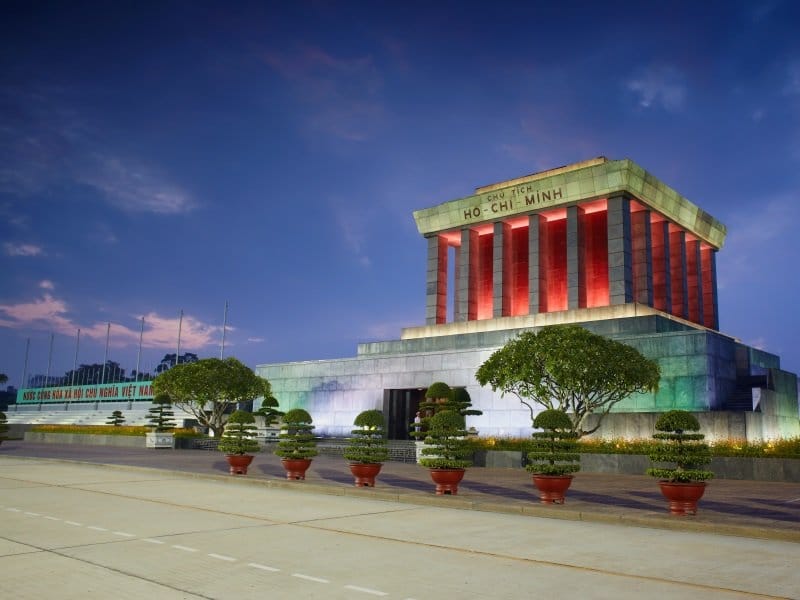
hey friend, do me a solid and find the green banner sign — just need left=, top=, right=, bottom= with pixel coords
left=17, top=381, right=155, bottom=404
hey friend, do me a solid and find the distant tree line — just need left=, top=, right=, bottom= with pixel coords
left=27, top=353, right=200, bottom=387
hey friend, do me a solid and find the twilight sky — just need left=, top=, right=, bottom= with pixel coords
left=2, top=0, right=800, bottom=389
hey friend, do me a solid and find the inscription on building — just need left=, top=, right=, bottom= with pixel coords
left=462, top=185, right=564, bottom=221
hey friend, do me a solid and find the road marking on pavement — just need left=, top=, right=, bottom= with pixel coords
left=208, top=553, right=236, bottom=562
left=88, top=526, right=108, bottom=531
left=6, top=507, right=21, bottom=512
left=786, top=497, right=800, bottom=503
left=172, top=545, right=198, bottom=553
left=292, top=573, right=329, bottom=584
left=43, top=515, right=60, bottom=521
left=248, top=563, right=280, bottom=572
left=24, top=511, right=41, bottom=516
left=142, top=538, right=165, bottom=544
left=65, top=520, right=83, bottom=526
left=344, top=584, right=388, bottom=596
left=113, top=531, right=136, bottom=537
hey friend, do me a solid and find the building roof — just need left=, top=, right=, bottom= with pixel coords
left=413, top=158, right=727, bottom=249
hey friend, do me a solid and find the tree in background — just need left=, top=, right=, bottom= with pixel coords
left=147, top=393, right=177, bottom=432
left=152, top=357, right=270, bottom=437
left=154, top=353, right=199, bottom=374
left=63, top=362, right=126, bottom=386
left=254, top=394, right=284, bottom=427
left=106, top=410, right=125, bottom=426
left=476, top=325, right=660, bottom=437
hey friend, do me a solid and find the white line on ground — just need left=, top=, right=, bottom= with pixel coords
left=247, top=563, right=280, bottom=572
left=786, top=497, right=800, bottom=503
left=172, top=545, right=198, bottom=553
left=64, top=521, right=83, bottom=526
left=43, top=516, right=60, bottom=521
left=292, top=573, right=330, bottom=584
left=208, top=553, right=236, bottom=562
left=344, top=584, right=389, bottom=596
left=142, top=538, right=165, bottom=544
left=113, top=531, right=135, bottom=537
left=24, top=511, right=41, bottom=516
left=88, top=526, right=108, bottom=531
left=6, top=507, right=21, bottom=512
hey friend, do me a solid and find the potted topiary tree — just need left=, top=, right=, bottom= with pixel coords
left=647, top=410, right=713, bottom=515
left=106, top=410, right=125, bottom=426
left=145, top=393, right=177, bottom=449
left=253, top=394, right=284, bottom=442
left=343, top=409, right=389, bottom=487
left=217, top=410, right=260, bottom=475
left=419, top=410, right=472, bottom=495
left=274, top=408, right=318, bottom=480
left=526, top=409, right=581, bottom=504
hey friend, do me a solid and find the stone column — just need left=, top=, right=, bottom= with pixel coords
left=425, top=235, right=448, bottom=325
left=528, top=215, right=547, bottom=314
left=669, top=227, right=688, bottom=319
left=455, top=228, right=478, bottom=322
left=631, top=209, right=653, bottom=306
left=567, top=205, right=585, bottom=310
left=493, top=221, right=512, bottom=318
left=686, top=238, right=704, bottom=326
left=651, top=220, right=672, bottom=313
left=701, top=245, right=719, bottom=330
left=607, top=194, right=633, bottom=305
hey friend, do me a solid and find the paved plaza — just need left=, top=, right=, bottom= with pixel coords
left=2, top=444, right=799, bottom=599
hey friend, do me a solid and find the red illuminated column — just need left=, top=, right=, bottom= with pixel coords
left=425, top=235, right=449, bottom=325
left=607, top=194, right=633, bottom=305
left=686, top=238, right=704, bottom=325
left=528, top=215, right=547, bottom=314
left=651, top=219, right=672, bottom=313
left=567, top=205, right=586, bottom=310
left=455, top=228, right=478, bottom=321
left=493, top=221, right=512, bottom=318
left=631, top=209, right=653, bottom=306
left=701, top=245, right=719, bottom=329
left=669, top=226, right=688, bottom=319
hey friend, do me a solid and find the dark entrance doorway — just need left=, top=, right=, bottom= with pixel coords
left=383, top=388, right=426, bottom=440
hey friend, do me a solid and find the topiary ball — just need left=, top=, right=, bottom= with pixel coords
left=429, top=410, right=465, bottom=431
left=425, top=381, right=452, bottom=399
left=353, top=409, right=385, bottom=428
left=654, top=410, right=700, bottom=433
left=533, top=409, right=572, bottom=431
left=283, top=408, right=313, bottom=424
left=226, top=410, right=255, bottom=424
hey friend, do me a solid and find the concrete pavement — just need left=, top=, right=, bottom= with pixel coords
left=2, top=455, right=800, bottom=599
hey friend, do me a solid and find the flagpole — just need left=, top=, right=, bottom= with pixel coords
left=135, top=317, right=144, bottom=381
left=45, top=332, right=54, bottom=387
left=71, top=329, right=80, bottom=387
left=21, top=337, right=30, bottom=390
left=220, top=301, right=228, bottom=359
left=101, top=322, right=110, bottom=385
left=176, top=309, right=184, bottom=367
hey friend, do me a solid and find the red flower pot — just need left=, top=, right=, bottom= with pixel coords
left=658, top=481, right=707, bottom=515
left=281, top=458, right=312, bottom=480
left=349, top=463, right=382, bottom=487
left=428, top=468, right=466, bottom=495
left=532, top=474, right=574, bottom=504
left=225, top=454, right=254, bottom=475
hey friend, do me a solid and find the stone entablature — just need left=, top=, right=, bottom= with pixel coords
left=413, top=157, right=726, bottom=248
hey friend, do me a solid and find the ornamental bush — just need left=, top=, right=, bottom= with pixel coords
left=147, top=393, right=176, bottom=432
left=274, top=408, right=318, bottom=460
left=646, top=410, right=713, bottom=482
left=419, top=410, right=473, bottom=470
left=526, top=409, right=581, bottom=476
left=216, top=410, right=260, bottom=456
left=106, top=410, right=125, bottom=426
left=343, top=409, right=389, bottom=464
left=0, top=411, right=7, bottom=444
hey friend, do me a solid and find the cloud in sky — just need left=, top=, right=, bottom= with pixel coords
left=626, top=65, right=687, bottom=111
left=0, top=86, right=195, bottom=215
left=261, top=45, right=386, bottom=141
left=247, top=336, right=265, bottom=343
left=334, top=205, right=372, bottom=267
left=0, top=292, right=219, bottom=350
left=4, top=242, right=44, bottom=257
left=39, top=280, right=54, bottom=290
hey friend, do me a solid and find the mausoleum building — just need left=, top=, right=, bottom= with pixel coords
left=257, top=158, right=799, bottom=441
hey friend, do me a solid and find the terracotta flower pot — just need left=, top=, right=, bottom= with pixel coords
left=281, top=458, right=312, bottom=480
left=429, top=468, right=465, bottom=495
left=348, top=463, right=382, bottom=487
left=225, top=454, right=254, bottom=475
left=531, top=474, right=574, bottom=504
left=658, top=481, right=707, bottom=515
